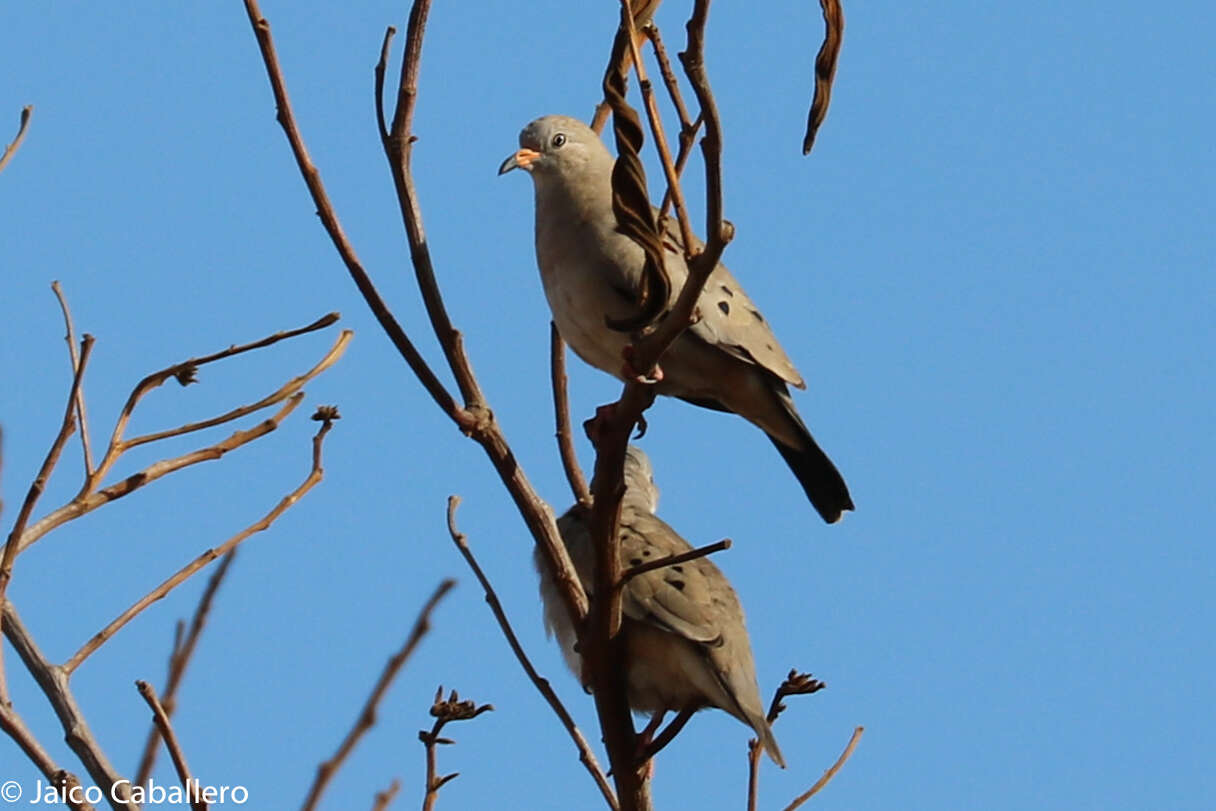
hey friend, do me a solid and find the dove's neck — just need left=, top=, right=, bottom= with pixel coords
left=533, top=164, right=615, bottom=229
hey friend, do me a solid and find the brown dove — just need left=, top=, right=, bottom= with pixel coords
left=500, top=115, right=853, bottom=523
left=535, top=446, right=785, bottom=767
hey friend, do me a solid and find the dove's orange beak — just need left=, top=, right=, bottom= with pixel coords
left=498, top=147, right=541, bottom=175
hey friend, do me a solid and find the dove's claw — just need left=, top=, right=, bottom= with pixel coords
left=621, top=345, right=664, bottom=384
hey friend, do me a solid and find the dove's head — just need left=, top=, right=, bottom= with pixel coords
left=498, top=115, right=613, bottom=192
left=622, top=445, right=660, bottom=513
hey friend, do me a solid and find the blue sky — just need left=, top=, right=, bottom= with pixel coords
left=2, top=1, right=1213, bottom=809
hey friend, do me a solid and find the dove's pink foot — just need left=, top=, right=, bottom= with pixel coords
left=621, top=345, right=664, bottom=384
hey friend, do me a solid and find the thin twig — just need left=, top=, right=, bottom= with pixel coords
left=134, top=551, right=237, bottom=786
left=419, top=687, right=493, bottom=811
left=135, top=681, right=205, bottom=811
left=383, top=0, right=486, bottom=411
left=0, top=105, right=33, bottom=175
left=65, top=414, right=336, bottom=673
left=19, top=329, right=350, bottom=556
left=782, top=726, right=864, bottom=810
left=550, top=324, right=591, bottom=508
left=52, top=282, right=96, bottom=476
left=645, top=25, right=703, bottom=221
left=619, top=1, right=696, bottom=253
left=635, top=706, right=695, bottom=764
left=371, top=779, right=401, bottom=811
left=618, top=538, right=730, bottom=586
left=244, top=0, right=461, bottom=426
left=447, top=497, right=618, bottom=810
left=86, top=313, right=343, bottom=490
left=20, top=387, right=308, bottom=558
left=747, top=671, right=827, bottom=811
left=0, top=336, right=94, bottom=632
left=802, top=0, right=845, bottom=155
left=300, top=579, right=456, bottom=811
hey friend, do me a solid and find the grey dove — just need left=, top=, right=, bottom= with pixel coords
left=535, top=445, right=785, bottom=767
left=500, top=115, right=853, bottom=524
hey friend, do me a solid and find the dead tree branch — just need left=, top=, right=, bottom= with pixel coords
left=66, top=414, right=338, bottom=674
left=0, top=703, right=95, bottom=811
left=135, top=681, right=206, bottom=811
left=3, top=602, right=139, bottom=811
left=419, top=687, right=493, bottom=811
left=0, top=336, right=93, bottom=598
left=782, top=726, right=864, bottom=810
left=371, top=779, right=401, bottom=811
left=619, top=538, right=730, bottom=586
left=300, top=579, right=456, bottom=811
left=447, top=497, right=618, bottom=810
left=16, top=326, right=350, bottom=556
left=134, top=551, right=238, bottom=786
left=550, top=324, right=592, bottom=508
left=51, top=282, right=96, bottom=476
left=241, top=0, right=588, bottom=642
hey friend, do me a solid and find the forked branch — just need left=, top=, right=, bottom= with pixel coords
left=447, top=497, right=618, bottom=810
left=65, top=412, right=339, bottom=674
left=301, top=579, right=456, bottom=811
left=418, top=687, right=494, bottom=811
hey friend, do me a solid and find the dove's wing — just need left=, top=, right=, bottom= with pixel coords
left=658, top=214, right=806, bottom=390
left=617, top=509, right=726, bottom=645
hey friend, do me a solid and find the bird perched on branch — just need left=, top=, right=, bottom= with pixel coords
left=535, top=445, right=785, bottom=767
left=500, top=115, right=853, bottom=523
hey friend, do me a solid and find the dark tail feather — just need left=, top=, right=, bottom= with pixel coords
left=767, top=431, right=854, bottom=524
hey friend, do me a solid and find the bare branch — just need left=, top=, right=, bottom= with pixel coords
left=19, top=388, right=309, bottom=557
left=370, top=779, right=401, bottom=811
left=242, top=0, right=588, bottom=645
left=619, top=2, right=696, bottom=253
left=782, top=726, right=864, bottom=810
left=447, top=497, right=618, bottom=810
left=802, top=0, right=845, bottom=155
left=3, top=602, right=139, bottom=810
left=87, top=313, right=343, bottom=489
left=65, top=415, right=337, bottom=674
left=134, top=551, right=237, bottom=786
left=644, top=25, right=703, bottom=221
left=52, top=281, right=96, bottom=476
left=300, top=579, right=457, bottom=811
left=240, top=0, right=461, bottom=426
left=0, top=704, right=96, bottom=811
left=381, top=0, right=489, bottom=410
left=17, top=325, right=349, bottom=556
left=619, top=538, right=730, bottom=586
left=0, top=335, right=94, bottom=621
left=0, top=105, right=33, bottom=175
left=419, top=687, right=493, bottom=811
left=747, top=671, right=828, bottom=811
left=550, top=324, right=591, bottom=508
left=135, top=681, right=205, bottom=811
left=635, top=706, right=695, bottom=764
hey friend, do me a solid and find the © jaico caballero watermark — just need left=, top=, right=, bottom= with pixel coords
left=1, top=777, right=249, bottom=805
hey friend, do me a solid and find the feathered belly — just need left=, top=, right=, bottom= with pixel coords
left=541, top=259, right=631, bottom=380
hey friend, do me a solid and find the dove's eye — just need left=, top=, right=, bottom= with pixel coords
left=551, top=133, right=567, bottom=148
